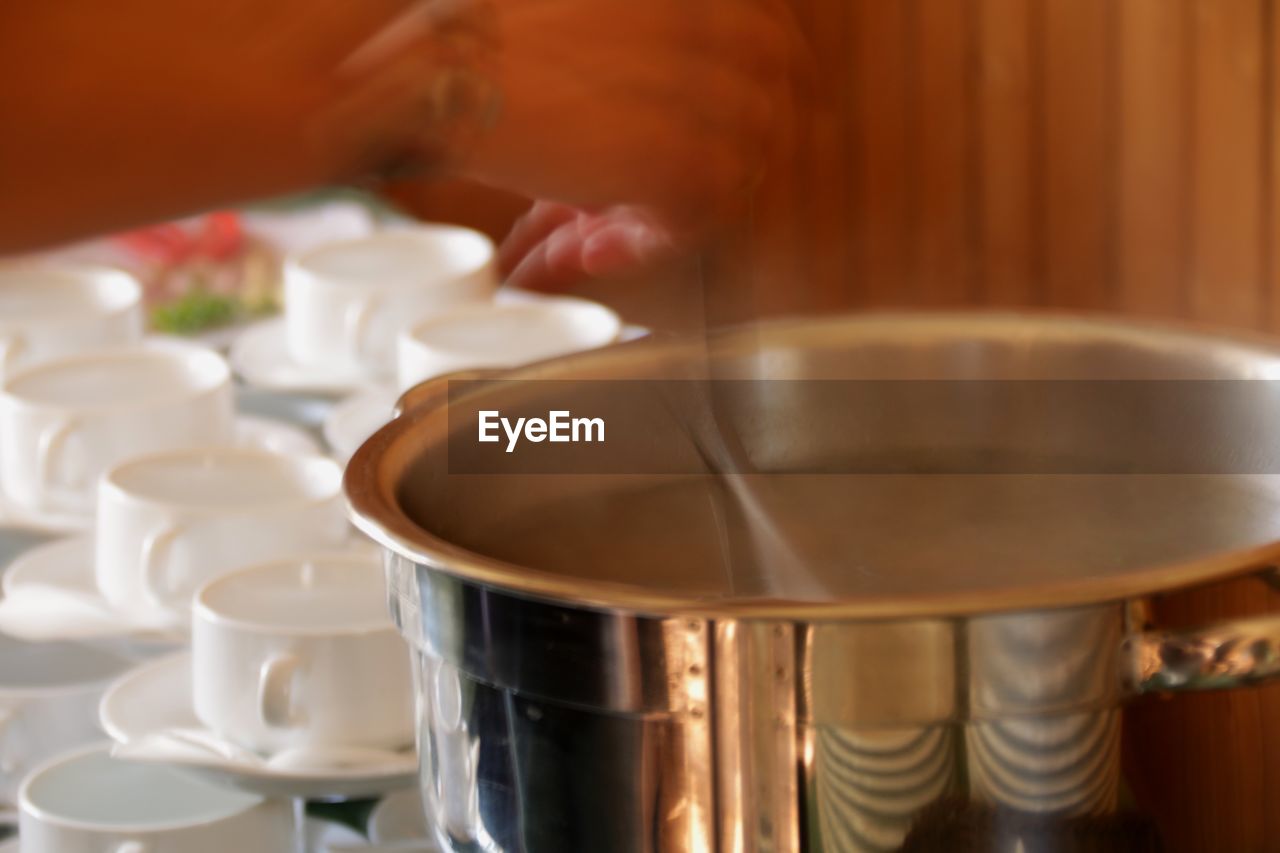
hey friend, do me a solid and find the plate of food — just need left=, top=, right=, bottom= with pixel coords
left=29, top=193, right=394, bottom=347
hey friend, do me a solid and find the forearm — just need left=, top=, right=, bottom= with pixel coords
left=0, top=0, right=419, bottom=254
left=0, top=81, right=345, bottom=255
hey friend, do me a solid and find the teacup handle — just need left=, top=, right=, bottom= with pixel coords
left=35, top=417, right=83, bottom=509
left=343, top=296, right=383, bottom=372
left=0, top=334, right=25, bottom=377
left=140, top=524, right=187, bottom=610
left=259, top=653, right=306, bottom=729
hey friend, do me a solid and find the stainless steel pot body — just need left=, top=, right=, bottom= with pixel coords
left=348, top=313, right=1280, bottom=852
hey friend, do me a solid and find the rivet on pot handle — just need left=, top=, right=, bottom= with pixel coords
left=1121, top=611, right=1280, bottom=694
left=393, top=369, right=503, bottom=419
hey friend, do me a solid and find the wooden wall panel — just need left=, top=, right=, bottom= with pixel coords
left=787, top=0, right=853, bottom=315
left=1268, top=0, right=1280, bottom=330
left=974, top=0, right=1040, bottom=306
left=848, top=1, right=911, bottom=305
left=1187, top=0, right=1268, bottom=328
left=693, top=0, right=1275, bottom=329
left=1116, top=0, right=1190, bottom=318
left=908, top=0, right=976, bottom=306
left=1042, top=0, right=1115, bottom=310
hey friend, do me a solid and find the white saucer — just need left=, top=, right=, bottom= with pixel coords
left=323, top=387, right=398, bottom=463
left=0, top=414, right=319, bottom=535
left=0, top=819, right=368, bottom=853
left=0, top=532, right=378, bottom=644
left=100, top=653, right=418, bottom=799
left=230, top=319, right=388, bottom=397
left=0, top=536, right=184, bottom=642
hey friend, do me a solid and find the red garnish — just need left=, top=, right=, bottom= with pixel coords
left=113, top=212, right=246, bottom=265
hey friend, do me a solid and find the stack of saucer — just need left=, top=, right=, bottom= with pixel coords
left=0, top=262, right=321, bottom=590
left=99, top=554, right=417, bottom=799
left=0, top=340, right=318, bottom=533
left=0, top=263, right=388, bottom=845
left=0, top=262, right=319, bottom=535
left=0, top=446, right=350, bottom=643
left=0, top=225, right=641, bottom=848
left=218, top=221, right=638, bottom=461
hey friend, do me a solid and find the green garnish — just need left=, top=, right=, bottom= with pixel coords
left=151, top=289, right=241, bottom=335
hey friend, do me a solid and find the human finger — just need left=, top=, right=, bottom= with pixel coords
left=497, top=201, right=579, bottom=277
left=580, top=217, right=680, bottom=278
left=505, top=221, right=590, bottom=291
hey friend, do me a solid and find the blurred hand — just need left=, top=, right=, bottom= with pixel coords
left=469, top=0, right=810, bottom=287
left=498, top=202, right=680, bottom=290
left=0, top=0, right=425, bottom=251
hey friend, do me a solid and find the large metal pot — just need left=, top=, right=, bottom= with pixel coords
left=346, top=313, right=1280, bottom=852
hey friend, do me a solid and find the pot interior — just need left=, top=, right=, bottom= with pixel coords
left=373, top=314, right=1280, bottom=610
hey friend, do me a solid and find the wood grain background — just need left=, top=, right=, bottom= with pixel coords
left=716, top=0, right=1278, bottom=331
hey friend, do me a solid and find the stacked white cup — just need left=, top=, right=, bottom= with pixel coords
left=395, top=297, right=623, bottom=393
left=0, top=264, right=373, bottom=847
left=191, top=554, right=415, bottom=758
left=94, top=447, right=349, bottom=628
left=0, top=341, right=236, bottom=518
left=324, top=294, right=624, bottom=462
left=0, top=265, right=144, bottom=381
left=285, top=225, right=500, bottom=379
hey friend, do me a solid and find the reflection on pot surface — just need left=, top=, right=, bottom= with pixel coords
left=352, top=314, right=1280, bottom=851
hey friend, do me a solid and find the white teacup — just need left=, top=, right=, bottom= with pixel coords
left=395, top=297, right=623, bottom=392
left=192, top=554, right=414, bottom=754
left=19, top=743, right=295, bottom=852
left=285, top=225, right=498, bottom=375
left=0, top=637, right=133, bottom=805
left=95, top=447, right=348, bottom=625
left=0, top=265, right=144, bottom=379
left=0, top=342, right=235, bottom=516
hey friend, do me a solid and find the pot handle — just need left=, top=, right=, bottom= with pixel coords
left=393, top=368, right=502, bottom=419
left=1121, top=610, right=1280, bottom=694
